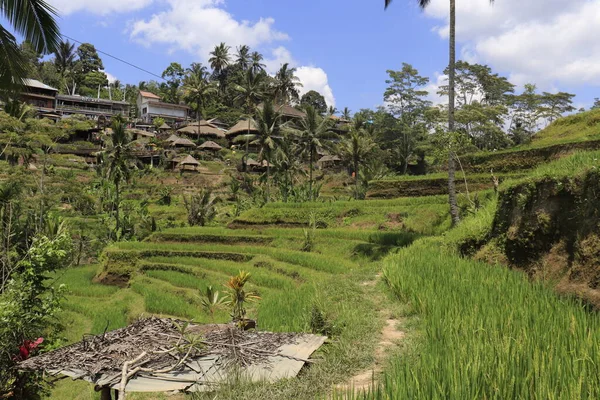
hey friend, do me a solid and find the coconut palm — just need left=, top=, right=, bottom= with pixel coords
left=103, top=116, right=133, bottom=237
left=236, top=45, right=251, bottom=71
left=252, top=102, right=283, bottom=202
left=338, top=116, right=376, bottom=199
left=250, top=51, right=266, bottom=74
left=272, top=63, right=302, bottom=105
left=234, top=70, right=266, bottom=170
left=209, top=42, right=231, bottom=74
left=341, top=107, right=351, bottom=120
left=328, top=106, right=338, bottom=116
left=0, top=0, right=60, bottom=93
left=54, top=40, right=76, bottom=77
left=385, top=0, right=494, bottom=226
left=288, top=105, right=334, bottom=200
left=183, top=72, right=217, bottom=135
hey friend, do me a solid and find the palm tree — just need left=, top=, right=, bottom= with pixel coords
left=183, top=71, right=217, bottom=137
left=234, top=69, right=266, bottom=170
left=209, top=42, right=230, bottom=94
left=252, top=101, right=282, bottom=202
left=341, top=107, right=352, bottom=120
left=385, top=0, right=494, bottom=226
left=273, top=63, right=302, bottom=105
left=0, top=0, right=60, bottom=93
left=328, top=106, right=338, bottom=116
left=288, top=105, right=333, bottom=200
left=104, top=116, right=133, bottom=238
left=250, top=51, right=266, bottom=74
left=54, top=40, right=76, bottom=77
left=339, top=116, right=376, bottom=199
left=183, top=190, right=221, bottom=226
left=236, top=45, right=251, bottom=71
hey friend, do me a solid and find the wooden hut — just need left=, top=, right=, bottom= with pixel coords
left=158, top=123, right=171, bottom=131
left=177, top=154, right=200, bottom=171
left=128, top=129, right=156, bottom=141
left=177, top=123, right=225, bottom=139
left=170, top=138, right=196, bottom=148
left=317, top=155, right=342, bottom=170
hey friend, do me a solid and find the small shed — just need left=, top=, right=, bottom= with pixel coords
left=178, top=154, right=201, bottom=171
left=171, top=138, right=197, bottom=148
left=317, top=155, right=342, bottom=169
left=19, top=318, right=325, bottom=398
left=198, top=141, right=223, bottom=152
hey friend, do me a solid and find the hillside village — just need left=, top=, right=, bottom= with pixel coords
left=2, top=1, right=600, bottom=400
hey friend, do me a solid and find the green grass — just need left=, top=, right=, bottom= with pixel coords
left=532, top=108, right=600, bottom=147
left=359, top=238, right=600, bottom=399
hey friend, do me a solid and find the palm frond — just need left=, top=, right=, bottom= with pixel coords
left=0, top=25, right=29, bottom=91
left=0, top=0, right=60, bottom=54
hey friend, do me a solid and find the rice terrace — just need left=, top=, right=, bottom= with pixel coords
left=2, top=0, right=600, bottom=399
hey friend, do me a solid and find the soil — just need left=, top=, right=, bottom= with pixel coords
left=94, top=272, right=130, bottom=288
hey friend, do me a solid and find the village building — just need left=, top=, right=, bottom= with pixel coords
left=20, top=79, right=59, bottom=119
left=56, top=94, right=130, bottom=121
left=137, top=91, right=190, bottom=125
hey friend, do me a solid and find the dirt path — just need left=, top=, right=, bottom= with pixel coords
left=336, top=273, right=405, bottom=393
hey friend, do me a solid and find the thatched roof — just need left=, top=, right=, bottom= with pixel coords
left=128, top=129, right=156, bottom=138
left=166, top=134, right=180, bottom=142
left=178, top=154, right=200, bottom=166
left=317, top=155, right=341, bottom=163
left=199, top=141, right=223, bottom=151
left=171, top=138, right=196, bottom=147
left=227, top=119, right=258, bottom=137
left=19, top=318, right=325, bottom=393
left=258, top=103, right=306, bottom=119
left=159, top=123, right=171, bottom=130
left=245, top=158, right=261, bottom=167
left=177, top=125, right=225, bottom=138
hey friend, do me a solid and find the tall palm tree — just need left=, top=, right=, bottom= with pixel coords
left=288, top=105, right=334, bottom=200
left=339, top=116, right=376, bottom=199
left=183, top=72, right=217, bottom=137
left=328, top=105, right=338, bottom=116
left=104, top=116, right=133, bottom=238
left=209, top=42, right=231, bottom=74
left=273, top=63, right=302, bottom=105
left=234, top=69, right=266, bottom=170
left=0, top=0, right=60, bottom=93
left=385, top=0, right=494, bottom=226
left=252, top=102, right=282, bottom=202
left=236, top=45, right=251, bottom=71
left=54, top=40, right=76, bottom=77
left=250, top=51, right=266, bottom=75
left=341, top=107, right=351, bottom=120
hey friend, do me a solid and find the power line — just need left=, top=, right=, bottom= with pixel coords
left=60, top=34, right=166, bottom=82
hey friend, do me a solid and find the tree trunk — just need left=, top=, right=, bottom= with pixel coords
left=309, top=150, right=313, bottom=201
left=354, top=158, right=359, bottom=199
left=266, top=160, right=270, bottom=202
left=447, top=0, right=461, bottom=227
left=99, top=387, right=112, bottom=400
left=115, top=180, right=120, bottom=238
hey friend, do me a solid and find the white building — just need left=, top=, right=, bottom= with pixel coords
left=137, top=91, right=190, bottom=124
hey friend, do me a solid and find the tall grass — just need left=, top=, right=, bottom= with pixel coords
left=369, top=239, right=600, bottom=399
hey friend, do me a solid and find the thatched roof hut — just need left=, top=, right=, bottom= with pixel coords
left=18, top=318, right=325, bottom=397
left=198, top=141, right=223, bottom=151
left=128, top=129, right=156, bottom=140
left=177, top=124, right=225, bottom=139
left=159, top=123, right=171, bottom=130
left=258, top=103, right=306, bottom=119
left=317, top=155, right=342, bottom=170
left=166, top=134, right=180, bottom=143
left=171, top=138, right=196, bottom=148
left=227, top=119, right=258, bottom=139
left=245, top=158, right=260, bottom=167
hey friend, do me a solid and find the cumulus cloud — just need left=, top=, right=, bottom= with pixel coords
left=48, top=0, right=153, bottom=15
left=129, top=0, right=288, bottom=59
left=423, top=0, right=600, bottom=89
left=296, top=66, right=336, bottom=107
left=103, top=71, right=117, bottom=84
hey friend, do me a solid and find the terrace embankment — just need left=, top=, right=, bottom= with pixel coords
left=461, top=169, right=600, bottom=306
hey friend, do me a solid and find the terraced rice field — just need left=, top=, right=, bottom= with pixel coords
left=49, top=219, right=417, bottom=399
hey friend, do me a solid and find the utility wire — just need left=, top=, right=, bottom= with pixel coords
left=60, top=34, right=166, bottom=81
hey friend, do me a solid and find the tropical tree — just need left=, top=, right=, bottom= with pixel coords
left=183, top=70, right=217, bottom=130
left=272, top=63, right=302, bottom=104
left=384, top=0, right=495, bottom=226
left=54, top=40, right=76, bottom=93
left=250, top=51, right=266, bottom=74
left=341, top=107, right=352, bottom=120
left=0, top=0, right=60, bottom=93
left=209, top=42, right=231, bottom=93
left=236, top=45, right=251, bottom=71
left=338, top=116, right=376, bottom=199
left=234, top=70, right=266, bottom=169
left=288, top=105, right=333, bottom=200
left=252, top=102, right=283, bottom=201
left=300, top=90, right=328, bottom=115
left=183, top=190, right=220, bottom=227
left=103, top=117, right=133, bottom=237
left=328, top=106, right=338, bottom=116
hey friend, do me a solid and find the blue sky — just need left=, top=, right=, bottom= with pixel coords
left=11, top=0, right=600, bottom=110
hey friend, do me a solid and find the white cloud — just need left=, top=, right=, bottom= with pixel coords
left=423, top=0, right=600, bottom=89
left=423, top=72, right=447, bottom=106
left=103, top=71, right=117, bottom=84
left=129, top=0, right=288, bottom=60
left=263, top=46, right=295, bottom=75
left=48, top=0, right=153, bottom=15
left=296, top=66, right=336, bottom=107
